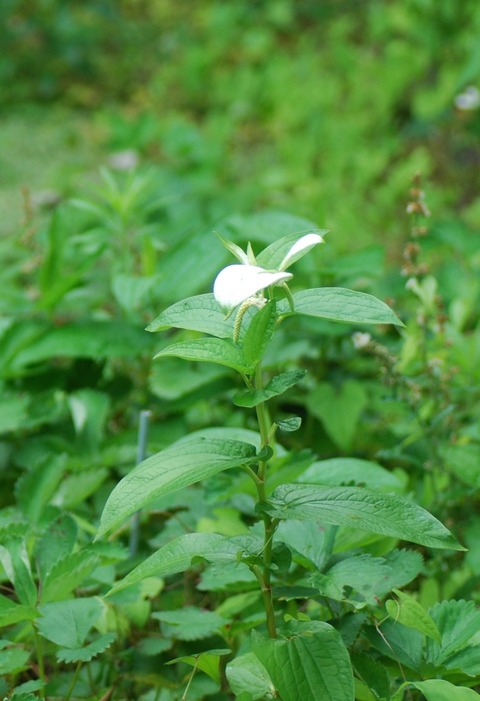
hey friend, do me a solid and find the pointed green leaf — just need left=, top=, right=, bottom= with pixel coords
left=426, top=600, right=480, bottom=664
left=147, top=294, right=235, bottom=338
left=40, top=550, right=100, bottom=603
left=299, top=457, right=404, bottom=492
left=107, top=533, right=244, bottom=595
left=279, top=288, right=403, bottom=326
left=242, top=302, right=277, bottom=368
left=410, top=680, right=480, bottom=701
left=261, top=484, right=463, bottom=550
left=153, top=606, right=227, bottom=641
left=154, top=337, right=252, bottom=373
left=0, top=536, right=37, bottom=607
left=0, top=594, right=37, bottom=627
left=98, top=438, right=256, bottom=538
left=386, top=589, right=441, bottom=642
left=234, top=370, right=306, bottom=408
left=256, top=230, right=328, bottom=270
left=252, top=620, right=354, bottom=701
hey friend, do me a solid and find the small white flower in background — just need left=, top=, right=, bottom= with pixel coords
left=454, top=86, right=480, bottom=111
left=352, top=332, right=372, bottom=350
left=213, top=233, right=324, bottom=315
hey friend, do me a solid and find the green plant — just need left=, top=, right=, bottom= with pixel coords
left=96, top=230, right=465, bottom=700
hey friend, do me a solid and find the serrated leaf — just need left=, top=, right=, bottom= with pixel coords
left=0, top=646, right=30, bottom=675
left=153, top=607, right=227, bottom=641
left=56, top=632, right=116, bottom=663
left=386, top=589, right=441, bottom=642
left=410, top=680, right=480, bottom=701
left=278, top=288, right=403, bottom=326
left=261, top=484, right=463, bottom=550
left=35, top=513, right=78, bottom=581
left=252, top=620, right=354, bottom=701
left=147, top=294, right=236, bottom=338
left=226, top=652, right=275, bottom=701
left=107, top=533, right=247, bottom=595
left=242, top=302, right=277, bottom=368
left=426, top=600, right=480, bottom=665
left=37, top=597, right=103, bottom=648
left=233, top=370, right=306, bottom=408
left=98, top=438, right=257, bottom=537
left=154, top=337, right=252, bottom=373
left=40, top=550, right=100, bottom=603
left=311, top=554, right=392, bottom=606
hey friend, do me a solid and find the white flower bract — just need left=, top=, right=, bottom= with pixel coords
left=213, top=232, right=324, bottom=314
left=213, top=265, right=292, bottom=313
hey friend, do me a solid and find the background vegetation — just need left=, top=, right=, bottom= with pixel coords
left=1, top=1, right=480, bottom=699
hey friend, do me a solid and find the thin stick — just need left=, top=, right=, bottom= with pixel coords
left=129, top=410, right=151, bottom=557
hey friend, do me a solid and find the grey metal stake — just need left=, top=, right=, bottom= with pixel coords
left=129, top=410, right=151, bottom=557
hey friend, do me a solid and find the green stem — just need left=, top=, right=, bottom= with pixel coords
left=64, top=661, right=82, bottom=701
left=33, top=627, right=46, bottom=699
left=253, top=364, right=277, bottom=638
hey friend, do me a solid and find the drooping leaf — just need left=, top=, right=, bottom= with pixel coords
left=98, top=438, right=257, bottom=538
left=107, top=533, right=248, bottom=595
left=37, top=598, right=103, bottom=648
left=252, top=620, right=354, bottom=701
left=261, top=484, right=463, bottom=550
left=233, top=370, right=306, bottom=408
left=386, top=589, right=441, bottom=642
left=278, top=287, right=403, bottom=326
left=56, top=632, right=116, bottom=664
left=154, top=337, right=252, bottom=373
left=410, top=680, right=480, bottom=701
left=226, top=652, right=276, bottom=701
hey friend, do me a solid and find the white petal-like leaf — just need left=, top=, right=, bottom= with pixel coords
left=213, top=265, right=292, bottom=312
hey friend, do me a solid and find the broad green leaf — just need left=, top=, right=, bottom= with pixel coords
left=262, top=484, right=463, bottom=550
left=233, top=370, right=306, bottom=408
left=147, top=294, right=236, bottom=338
left=366, top=619, right=424, bottom=671
left=0, top=395, right=29, bottom=433
left=275, top=520, right=336, bottom=571
left=98, top=438, right=257, bottom=537
left=252, top=620, right=354, bottom=701
left=107, top=533, right=244, bottom=595
left=154, top=337, right=252, bottom=373
left=277, top=417, right=302, bottom=432
left=386, top=589, right=441, bottom=642
left=311, top=554, right=392, bottom=606
left=306, top=380, right=368, bottom=450
left=153, top=606, right=228, bottom=641
left=410, top=680, right=480, bottom=701
left=226, top=652, right=276, bottom=700
left=56, top=632, right=116, bottom=664
left=256, top=230, right=328, bottom=269
left=278, top=288, right=403, bottom=326
left=52, top=468, right=109, bottom=509
left=299, top=457, right=404, bottom=492
left=37, top=598, right=103, bottom=648
left=242, top=301, right=277, bottom=368
left=351, top=653, right=390, bottom=701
